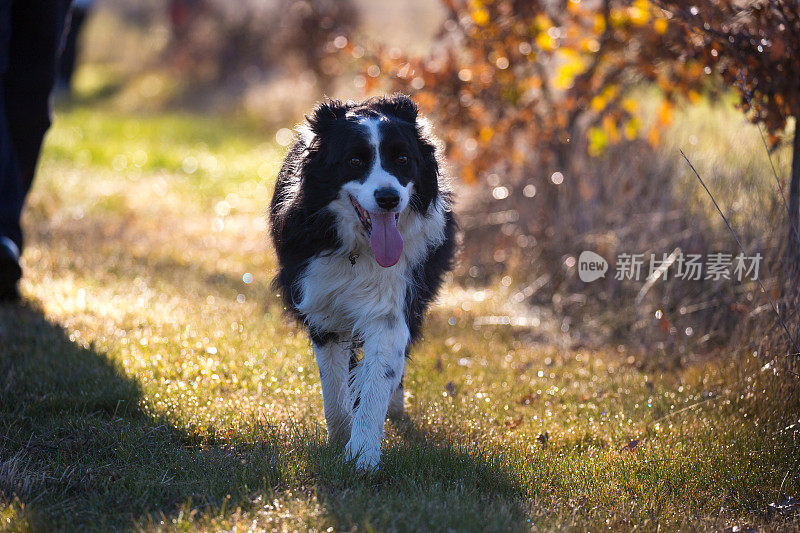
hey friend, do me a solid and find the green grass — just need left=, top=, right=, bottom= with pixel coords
left=1, top=105, right=799, bottom=532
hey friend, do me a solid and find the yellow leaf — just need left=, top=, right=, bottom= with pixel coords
left=581, top=38, right=600, bottom=53
left=657, top=101, right=673, bottom=126
left=647, top=126, right=660, bottom=147
left=588, top=126, right=608, bottom=156
left=592, top=85, right=619, bottom=111
left=629, top=0, right=650, bottom=25
left=654, top=18, right=668, bottom=34
left=603, top=115, right=621, bottom=142
left=622, top=98, right=639, bottom=113
left=471, top=7, right=490, bottom=26
left=629, top=7, right=649, bottom=25
left=479, top=126, right=494, bottom=142
left=623, top=117, right=640, bottom=140
left=687, top=62, right=703, bottom=78
left=600, top=84, right=618, bottom=100
left=554, top=67, right=572, bottom=89
left=535, top=14, right=553, bottom=31
left=609, top=8, right=628, bottom=28
left=593, top=14, right=606, bottom=33
left=559, top=47, right=579, bottom=59
left=536, top=32, right=556, bottom=51
left=554, top=52, right=588, bottom=89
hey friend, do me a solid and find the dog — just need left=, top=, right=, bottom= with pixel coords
left=269, top=94, right=456, bottom=470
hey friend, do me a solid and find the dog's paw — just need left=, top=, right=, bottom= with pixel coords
left=345, top=439, right=381, bottom=471
left=355, top=448, right=381, bottom=471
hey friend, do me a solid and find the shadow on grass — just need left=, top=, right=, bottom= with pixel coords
left=0, top=303, right=286, bottom=531
left=0, top=303, right=528, bottom=531
left=307, top=417, right=529, bottom=532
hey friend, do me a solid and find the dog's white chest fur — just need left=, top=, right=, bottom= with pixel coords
left=295, top=195, right=448, bottom=337
left=297, top=252, right=409, bottom=335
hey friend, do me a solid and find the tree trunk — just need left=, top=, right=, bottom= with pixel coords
left=788, top=115, right=800, bottom=275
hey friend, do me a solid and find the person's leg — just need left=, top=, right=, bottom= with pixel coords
left=5, top=0, right=71, bottom=234
left=57, top=5, right=86, bottom=93
left=0, top=79, right=23, bottom=250
left=0, top=80, right=22, bottom=300
left=0, top=0, right=70, bottom=299
left=0, top=0, right=23, bottom=300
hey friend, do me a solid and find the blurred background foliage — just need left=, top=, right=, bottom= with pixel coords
left=67, top=0, right=799, bottom=367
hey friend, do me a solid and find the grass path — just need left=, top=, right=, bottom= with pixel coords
left=1, top=107, right=798, bottom=531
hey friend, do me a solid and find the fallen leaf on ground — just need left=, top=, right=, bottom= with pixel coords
left=537, top=431, right=549, bottom=446
left=505, top=416, right=524, bottom=429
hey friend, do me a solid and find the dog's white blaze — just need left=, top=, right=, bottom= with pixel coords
left=298, top=193, right=448, bottom=469
left=342, top=116, right=413, bottom=214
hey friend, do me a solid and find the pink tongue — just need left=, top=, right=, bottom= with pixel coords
left=369, top=212, right=404, bottom=267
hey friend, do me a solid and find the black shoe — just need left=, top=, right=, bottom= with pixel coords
left=0, top=236, right=22, bottom=302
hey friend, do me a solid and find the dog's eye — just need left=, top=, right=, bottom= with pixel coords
left=349, top=157, right=362, bottom=168
left=396, top=155, right=408, bottom=165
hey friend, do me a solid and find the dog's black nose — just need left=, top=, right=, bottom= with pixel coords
left=374, top=188, right=400, bottom=210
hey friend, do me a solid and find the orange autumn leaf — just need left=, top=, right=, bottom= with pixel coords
left=657, top=101, right=673, bottom=126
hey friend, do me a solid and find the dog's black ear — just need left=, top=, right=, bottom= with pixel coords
left=375, top=94, right=418, bottom=123
left=307, top=100, right=349, bottom=134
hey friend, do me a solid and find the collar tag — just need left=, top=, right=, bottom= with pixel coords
left=348, top=252, right=359, bottom=266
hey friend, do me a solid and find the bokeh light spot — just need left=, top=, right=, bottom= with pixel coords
left=275, top=128, right=293, bottom=147
left=492, top=186, right=509, bottom=200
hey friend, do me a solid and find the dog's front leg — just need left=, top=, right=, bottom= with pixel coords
left=346, top=316, right=408, bottom=470
left=313, top=340, right=353, bottom=444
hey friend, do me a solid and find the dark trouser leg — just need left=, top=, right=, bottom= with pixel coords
left=57, top=5, right=86, bottom=91
left=0, top=0, right=21, bottom=298
left=0, top=80, right=22, bottom=246
left=0, top=0, right=70, bottom=250
left=0, top=0, right=21, bottom=249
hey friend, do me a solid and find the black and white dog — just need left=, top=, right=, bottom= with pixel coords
left=269, top=95, right=456, bottom=469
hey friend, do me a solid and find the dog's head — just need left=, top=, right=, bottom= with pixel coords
left=301, top=95, right=440, bottom=267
